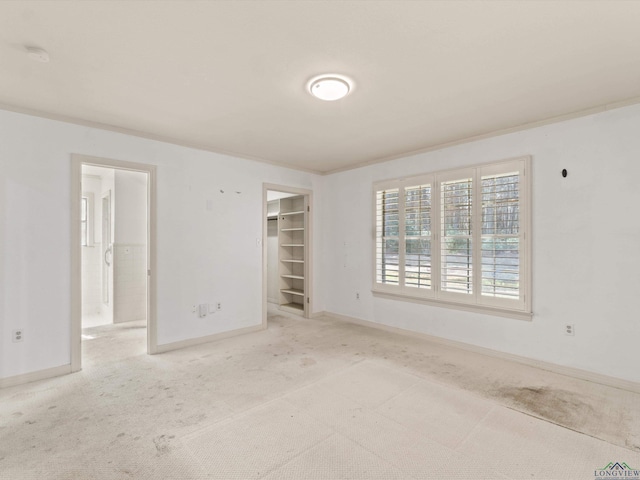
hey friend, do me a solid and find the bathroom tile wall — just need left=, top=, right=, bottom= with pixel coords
left=114, top=244, right=147, bottom=323
left=81, top=243, right=103, bottom=315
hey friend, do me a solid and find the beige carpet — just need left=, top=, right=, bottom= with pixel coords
left=1, top=312, right=639, bottom=479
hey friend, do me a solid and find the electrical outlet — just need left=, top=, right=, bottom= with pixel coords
left=217, top=302, right=222, bottom=311
left=356, top=292, right=360, bottom=300
left=564, top=324, right=575, bottom=336
left=191, top=304, right=197, bottom=313
left=12, top=329, right=24, bottom=343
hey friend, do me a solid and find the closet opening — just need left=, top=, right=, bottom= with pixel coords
left=262, top=184, right=313, bottom=324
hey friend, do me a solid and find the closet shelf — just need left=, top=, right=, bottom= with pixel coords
left=281, top=288, right=305, bottom=297
left=277, top=195, right=307, bottom=317
left=281, top=303, right=304, bottom=313
left=281, top=274, right=304, bottom=280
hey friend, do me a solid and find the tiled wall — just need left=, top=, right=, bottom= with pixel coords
left=114, top=244, right=147, bottom=323
left=81, top=243, right=103, bottom=315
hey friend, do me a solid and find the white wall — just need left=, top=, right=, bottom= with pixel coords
left=323, top=103, right=640, bottom=384
left=0, top=109, right=323, bottom=380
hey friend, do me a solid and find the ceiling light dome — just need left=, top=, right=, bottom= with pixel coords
left=308, top=75, right=352, bottom=101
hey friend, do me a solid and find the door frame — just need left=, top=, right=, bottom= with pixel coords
left=262, top=183, right=313, bottom=326
left=101, top=190, right=112, bottom=307
left=71, top=154, right=158, bottom=372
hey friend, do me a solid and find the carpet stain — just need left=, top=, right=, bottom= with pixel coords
left=300, top=357, right=316, bottom=367
left=153, top=435, right=171, bottom=455
left=496, top=386, right=598, bottom=430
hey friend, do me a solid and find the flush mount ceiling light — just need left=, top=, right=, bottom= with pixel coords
left=26, top=46, right=50, bottom=63
left=308, top=75, right=352, bottom=101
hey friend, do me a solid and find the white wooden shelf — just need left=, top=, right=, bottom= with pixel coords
left=278, top=195, right=307, bottom=318
left=281, top=288, right=304, bottom=296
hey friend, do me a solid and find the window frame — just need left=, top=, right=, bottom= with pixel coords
left=372, top=156, right=531, bottom=320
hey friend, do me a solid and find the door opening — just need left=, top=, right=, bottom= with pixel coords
left=71, top=155, right=157, bottom=372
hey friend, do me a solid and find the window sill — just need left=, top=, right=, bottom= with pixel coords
left=371, top=289, right=533, bottom=321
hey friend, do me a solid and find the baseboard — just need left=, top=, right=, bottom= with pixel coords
left=156, top=324, right=265, bottom=354
left=0, top=364, right=72, bottom=389
left=320, top=311, right=640, bottom=395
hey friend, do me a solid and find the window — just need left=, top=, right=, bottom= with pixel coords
left=373, top=157, right=530, bottom=317
left=81, top=197, right=88, bottom=246
left=80, top=193, right=94, bottom=247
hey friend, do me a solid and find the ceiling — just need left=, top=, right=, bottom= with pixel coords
left=1, top=1, right=640, bottom=174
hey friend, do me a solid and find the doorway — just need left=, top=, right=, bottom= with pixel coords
left=71, top=155, right=157, bottom=372
left=262, top=184, right=313, bottom=326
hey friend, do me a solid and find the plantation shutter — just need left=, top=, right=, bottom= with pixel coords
left=440, top=174, right=474, bottom=298
left=373, top=157, right=530, bottom=316
left=375, top=186, right=400, bottom=287
left=404, top=182, right=432, bottom=291
left=479, top=161, right=525, bottom=309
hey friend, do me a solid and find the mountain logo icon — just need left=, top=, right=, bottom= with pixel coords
left=595, top=462, right=640, bottom=479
